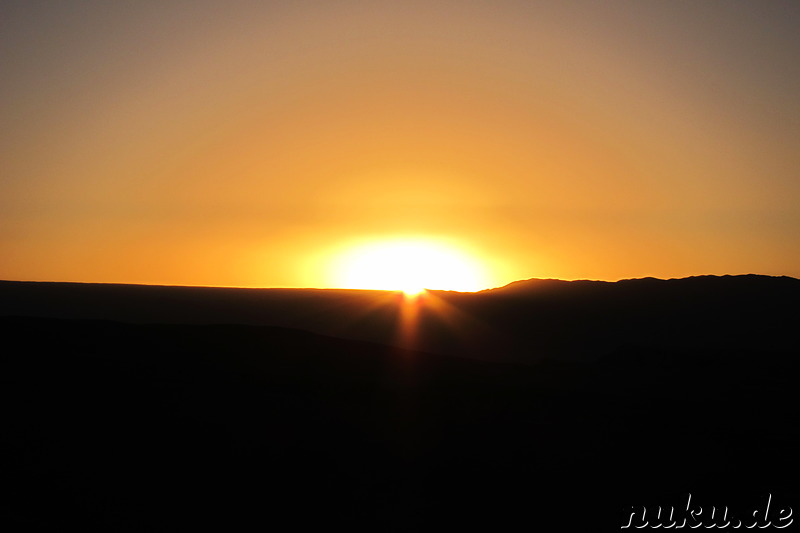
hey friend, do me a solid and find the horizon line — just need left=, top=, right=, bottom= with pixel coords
left=2, top=273, right=797, bottom=293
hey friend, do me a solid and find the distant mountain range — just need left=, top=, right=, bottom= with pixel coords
left=2, top=274, right=797, bottom=363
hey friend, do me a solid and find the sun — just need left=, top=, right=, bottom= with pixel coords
left=330, top=238, right=489, bottom=294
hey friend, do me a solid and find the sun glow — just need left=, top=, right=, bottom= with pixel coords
left=330, top=239, right=489, bottom=294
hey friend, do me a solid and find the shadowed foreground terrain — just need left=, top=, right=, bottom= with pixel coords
left=1, top=276, right=798, bottom=530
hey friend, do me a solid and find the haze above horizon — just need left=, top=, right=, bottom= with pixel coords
left=3, top=1, right=799, bottom=289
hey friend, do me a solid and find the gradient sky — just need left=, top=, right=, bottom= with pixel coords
left=3, top=0, right=799, bottom=289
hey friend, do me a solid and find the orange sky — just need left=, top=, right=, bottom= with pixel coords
left=2, top=1, right=799, bottom=289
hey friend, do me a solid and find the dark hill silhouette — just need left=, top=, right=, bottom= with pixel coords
left=1, top=276, right=798, bottom=530
left=459, top=274, right=800, bottom=361
left=1, top=274, right=797, bottom=362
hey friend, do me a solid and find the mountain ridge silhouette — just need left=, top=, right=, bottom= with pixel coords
left=1, top=274, right=798, bottom=530
left=2, top=274, right=796, bottom=363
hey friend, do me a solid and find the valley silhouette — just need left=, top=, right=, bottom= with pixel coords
left=1, top=275, right=798, bottom=530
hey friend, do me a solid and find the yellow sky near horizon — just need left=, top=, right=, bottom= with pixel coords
left=2, top=1, right=799, bottom=289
